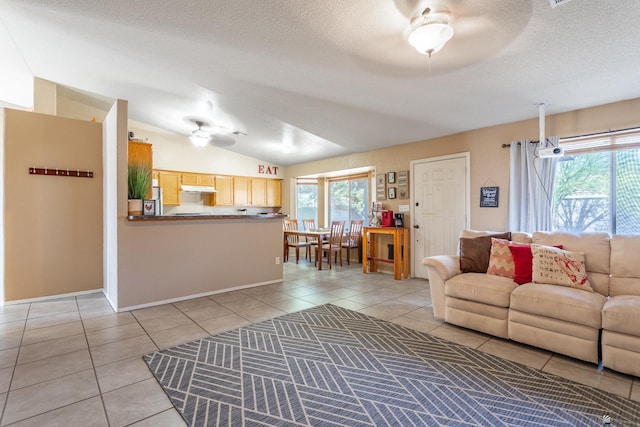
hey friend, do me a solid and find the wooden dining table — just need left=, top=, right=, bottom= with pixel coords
left=283, top=228, right=331, bottom=269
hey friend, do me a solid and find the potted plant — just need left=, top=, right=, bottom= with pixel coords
left=128, top=162, right=151, bottom=216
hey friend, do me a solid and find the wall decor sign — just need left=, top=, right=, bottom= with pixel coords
left=376, top=173, right=386, bottom=200
left=388, top=172, right=396, bottom=184
left=397, top=170, right=409, bottom=199
left=143, top=199, right=157, bottom=215
left=257, top=165, right=279, bottom=175
left=388, top=187, right=396, bottom=199
left=480, top=186, right=499, bottom=207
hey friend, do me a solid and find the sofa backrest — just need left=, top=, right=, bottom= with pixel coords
left=457, top=229, right=532, bottom=254
left=533, top=231, right=611, bottom=296
left=610, top=235, right=640, bottom=297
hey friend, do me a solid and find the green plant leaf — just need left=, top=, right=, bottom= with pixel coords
left=128, top=163, right=152, bottom=199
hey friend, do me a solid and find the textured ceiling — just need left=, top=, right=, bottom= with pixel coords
left=1, top=0, right=640, bottom=165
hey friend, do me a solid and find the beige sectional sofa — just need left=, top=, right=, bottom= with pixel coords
left=423, top=230, right=640, bottom=377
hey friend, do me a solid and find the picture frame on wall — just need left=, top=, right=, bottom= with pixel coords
left=388, top=187, right=396, bottom=199
left=376, top=173, right=386, bottom=200
left=480, top=186, right=499, bottom=207
left=142, top=199, right=157, bottom=216
left=388, top=172, right=396, bottom=184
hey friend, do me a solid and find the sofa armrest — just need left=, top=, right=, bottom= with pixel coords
left=423, top=255, right=461, bottom=320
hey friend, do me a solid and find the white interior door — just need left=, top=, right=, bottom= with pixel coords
left=411, top=154, right=469, bottom=278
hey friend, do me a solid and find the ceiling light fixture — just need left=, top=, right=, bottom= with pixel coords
left=408, top=9, right=454, bottom=57
left=190, top=120, right=211, bottom=148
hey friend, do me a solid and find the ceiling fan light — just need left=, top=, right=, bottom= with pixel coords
left=408, top=20, right=454, bottom=56
left=190, top=129, right=211, bottom=147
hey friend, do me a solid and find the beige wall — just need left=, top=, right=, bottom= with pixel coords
left=112, top=103, right=283, bottom=310
left=116, top=218, right=284, bottom=310
left=283, top=98, right=640, bottom=231
left=3, top=109, right=103, bottom=301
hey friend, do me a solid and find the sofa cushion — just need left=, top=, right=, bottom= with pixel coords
left=510, top=283, right=605, bottom=329
left=610, top=235, right=640, bottom=297
left=446, top=273, right=518, bottom=307
left=509, top=244, right=535, bottom=285
left=459, top=232, right=511, bottom=273
left=602, top=295, right=640, bottom=336
left=487, top=238, right=516, bottom=278
left=531, top=245, right=593, bottom=292
left=533, top=231, right=610, bottom=296
left=509, top=243, right=564, bottom=285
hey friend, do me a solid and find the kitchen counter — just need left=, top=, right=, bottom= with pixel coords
left=127, top=213, right=286, bottom=221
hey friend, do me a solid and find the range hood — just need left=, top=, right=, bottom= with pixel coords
left=181, top=185, right=216, bottom=193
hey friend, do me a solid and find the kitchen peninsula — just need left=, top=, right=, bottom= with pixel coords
left=118, top=212, right=285, bottom=311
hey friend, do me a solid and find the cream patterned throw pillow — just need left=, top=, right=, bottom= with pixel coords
left=486, top=238, right=516, bottom=278
left=531, top=245, right=593, bottom=292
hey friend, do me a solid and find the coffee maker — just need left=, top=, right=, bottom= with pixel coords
left=381, top=210, right=394, bottom=227
left=394, top=213, right=404, bottom=228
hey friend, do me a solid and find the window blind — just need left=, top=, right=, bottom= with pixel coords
left=560, top=128, right=640, bottom=154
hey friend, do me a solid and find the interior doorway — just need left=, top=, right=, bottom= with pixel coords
left=411, top=153, right=470, bottom=278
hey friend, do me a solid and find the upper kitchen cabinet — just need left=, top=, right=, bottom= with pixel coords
left=128, top=141, right=152, bottom=168
left=265, top=179, right=282, bottom=207
left=156, top=170, right=180, bottom=206
left=182, top=172, right=215, bottom=186
left=212, top=176, right=233, bottom=206
left=128, top=141, right=153, bottom=199
left=233, top=177, right=252, bottom=206
left=251, top=178, right=282, bottom=207
left=251, top=178, right=267, bottom=207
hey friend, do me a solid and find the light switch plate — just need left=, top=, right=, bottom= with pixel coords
left=399, top=204, right=410, bottom=212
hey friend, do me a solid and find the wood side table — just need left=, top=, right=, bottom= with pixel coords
left=362, top=226, right=409, bottom=280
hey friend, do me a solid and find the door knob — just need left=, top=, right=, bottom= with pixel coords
left=413, top=224, right=420, bottom=229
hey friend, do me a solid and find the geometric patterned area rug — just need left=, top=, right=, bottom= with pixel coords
left=143, top=304, right=640, bottom=426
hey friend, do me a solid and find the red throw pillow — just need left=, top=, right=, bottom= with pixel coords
left=508, top=244, right=533, bottom=285
left=508, top=243, right=563, bottom=285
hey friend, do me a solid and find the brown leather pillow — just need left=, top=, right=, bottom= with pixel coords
left=460, top=232, right=511, bottom=273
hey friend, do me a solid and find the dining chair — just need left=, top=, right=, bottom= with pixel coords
left=302, top=219, right=318, bottom=262
left=283, top=219, right=309, bottom=263
left=316, top=220, right=345, bottom=269
left=342, top=219, right=364, bottom=265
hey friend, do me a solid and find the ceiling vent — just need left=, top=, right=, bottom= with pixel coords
left=549, top=0, right=574, bottom=8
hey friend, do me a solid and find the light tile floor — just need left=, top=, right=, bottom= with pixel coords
left=0, top=261, right=638, bottom=426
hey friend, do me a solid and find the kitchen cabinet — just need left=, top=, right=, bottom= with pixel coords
left=182, top=172, right=215, bottom=186
left=157, top=170, right=181, bottom=206
left=266, top=179, right=282, bottom=207
left=128, top=141, right=152, bottom=167
left=248, top=178, right=280, bottom=207
left=128, top=141, right=153, bottom=199
left=234, top=177, right=252, bottom=206
left=250, top=178, right=282, bottom=207
left=212, top=176, right=233, bottom=206
left=251, top=178, right=267, bottom=207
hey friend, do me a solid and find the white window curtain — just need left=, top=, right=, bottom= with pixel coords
left=507, top=137, right=559, bottom=232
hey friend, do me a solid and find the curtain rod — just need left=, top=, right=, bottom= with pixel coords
left=501, top=126, right=640, bottom=148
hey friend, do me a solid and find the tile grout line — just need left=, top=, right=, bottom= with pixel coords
left=77, top=295, right=113, bottom=427
left=0, top=302, right=31, bottom=426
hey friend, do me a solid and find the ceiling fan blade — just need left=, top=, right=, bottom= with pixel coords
left=210, top=134, right=236, bottom=147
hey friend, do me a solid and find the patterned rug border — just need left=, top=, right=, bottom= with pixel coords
left=143, top=304, right=640, bottom=426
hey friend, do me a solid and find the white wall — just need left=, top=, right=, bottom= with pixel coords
left=129, top=120, right=283, bottom=178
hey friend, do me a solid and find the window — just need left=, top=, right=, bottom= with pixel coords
left=552, top=129, right=640, bottom=234
left=328, top=175, right=369, bottom=225
left=296, top=178, right=318, bottom=225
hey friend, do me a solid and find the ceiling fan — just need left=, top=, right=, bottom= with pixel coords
left=185, top=117, right=245, bottom=148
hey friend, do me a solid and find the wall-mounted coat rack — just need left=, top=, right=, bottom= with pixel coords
left=29, top=167, right=93, bottom=178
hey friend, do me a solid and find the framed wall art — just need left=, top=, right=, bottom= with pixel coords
left=388, top=187, right=396, bottom=199
left=397, top=170, right=409, bottom=199
left=388, top=172, right=396, bottom=184
left=142, top=199, right=157, bottom=215
left=376, top=173, right=386, bottom=200
left=480, top=186, right=499, bottom=207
